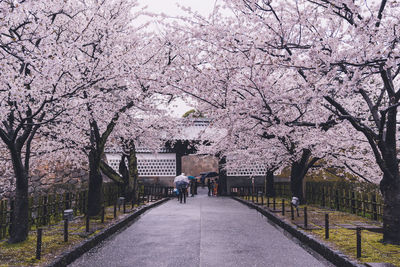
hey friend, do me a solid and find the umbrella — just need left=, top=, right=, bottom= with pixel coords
left=200, top=172, right=218, bottom=184
left=174, top=174, right=189, bottom=185
left=200, top=172, right=219, bottom=178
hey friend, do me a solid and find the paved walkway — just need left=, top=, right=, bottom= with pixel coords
left=70, top=188, right=330, bottom=267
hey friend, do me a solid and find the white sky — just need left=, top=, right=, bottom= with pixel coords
left=139, top=0, right=218, bottom=17
left=137, top=0, right=219, bottom=117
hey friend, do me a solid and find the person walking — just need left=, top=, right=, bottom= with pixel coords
left=190, top=178, right=195, bottom=197
left=213, top=178, right=219, bottom=196
left=179, top=183, right=187, bottom=203
left=174, top=173, right=189, bottom=204
left=207, top=179, right=213, bottom=196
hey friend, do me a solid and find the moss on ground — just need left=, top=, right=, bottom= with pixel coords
left=240, top=195, right=400, bottom=266
left=312, top=228, right=400, bottom=266
left=0, top=201, right=149, bottom=266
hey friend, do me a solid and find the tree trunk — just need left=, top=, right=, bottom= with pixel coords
left=87, top=150, right=103, bottom=216
left=118, top=154, right=131, bottom=201
left=290, top=161, right=305, bottom=203
left=290, top=149, right=319, bottom=204
left=8, top=148, right=29, bottom=243
left=381, top=177, right=400, bottom=244
left=265, top=170, right=275, bottom=197
left=128, top=147, right=139, bottom=203
left=218, top=156, right=227, bottom=196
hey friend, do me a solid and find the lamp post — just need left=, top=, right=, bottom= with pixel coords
left=63, top=209, right=74, bottom=242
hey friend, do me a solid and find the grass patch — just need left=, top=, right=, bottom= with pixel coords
left=312, top=228, right=400, bottom=266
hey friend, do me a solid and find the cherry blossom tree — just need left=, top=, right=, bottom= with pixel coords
left=156, top=1, right=400, bottom=244
left=209, top=0, right=400, bottom=244
left=0, top=0, right=99, bottom=243
left=53, top=0, right=170, bottom=217
left=100, top=111, right=178, bottom=204
left=0, top=0, right=166, bottom=242
left=157, top=9, right=340, bottom=203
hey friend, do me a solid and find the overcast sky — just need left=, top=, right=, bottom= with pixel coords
left=137, top=0, right=219, bottom=117
left=139, top=0, right=218, bottom=17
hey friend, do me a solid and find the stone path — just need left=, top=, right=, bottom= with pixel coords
left=69, top=187, right=331, bottom=267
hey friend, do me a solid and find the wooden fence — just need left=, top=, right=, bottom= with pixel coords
left=0, top=183, right=174, bottom=240
left=231, top=181, right=384, bottom=222
left=305, top=181, right=383, bottom=221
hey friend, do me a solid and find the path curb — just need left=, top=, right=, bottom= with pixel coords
left=233, top=197, right=364, bottom=267
left=46, top=198, right=170, bottom=267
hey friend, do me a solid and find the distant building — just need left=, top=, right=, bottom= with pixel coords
left=105, top=118, right=286, bottom=194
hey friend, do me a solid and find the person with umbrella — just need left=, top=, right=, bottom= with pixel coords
left=174, top=173, right=189, bottom=204
left=187, top=176, right=197, bottom=197
left=207, top=178, right=213, bottom=196
left=200, top=172, right=219, bottom=186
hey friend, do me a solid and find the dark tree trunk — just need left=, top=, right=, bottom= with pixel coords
left=290, top=161, right=305, bottom=203
left=381, top=179, right=400, bottom=244
left=218, top=156, right=227, bottom=196
left=378, top=95, right=400, bottom=244
left=87, top=150, right=103, bottom=216
left=119, top=154, right=131, bottom=201
left=128, top=147, right=139, bottom=203
left=1, top=109, right=43, bottom=243
left=8, top=147, right=29, bottom=243
left=265, top=170, right=275, bottom=197
left=290, top=149, right=319, bottom=204
left=86, top=101, right=134, bottom=217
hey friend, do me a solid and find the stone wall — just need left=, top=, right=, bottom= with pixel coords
left=0, top=163, right=90, bottom=199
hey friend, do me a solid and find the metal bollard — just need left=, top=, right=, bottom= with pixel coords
left=64, top=219, right=68, bottom=242
left=356, top=227, right=362, bottom=258
left=273, top=197, right=276, bottom=211
left=304, top=207, right=308, bottom=229
left=267, top=196, right=270, bottom=207
left=101, top=206, right=105, bottom=223
left=325, top=213, right=329, bottom=239
left=114, top=202, right=117, bottom=219
left=335, top=190, right=340, bottom=210
left=282, top=199, right=285, bottom=216
left=36, top=228, right=42, bottom=260
left=291, top=204, right=294, bottom=220
left=86, top=215, right=90, bottom=233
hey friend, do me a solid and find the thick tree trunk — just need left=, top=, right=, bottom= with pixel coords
left=381, top=177, right=400, bottom=244
left=118, top=154, right=131, bottom=201
left=8, top=148, right=29, bottom=243
left=218, top=156, right=227, bottom=196
left=265, top=170, right=275, bottom=197
left=290, top=161, right=305, bottom=203
left=128, top=148, right=139, bottom=203
left=290, top=149, right=319, bottom=204
left=87, top=150, right=103, bottom=216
